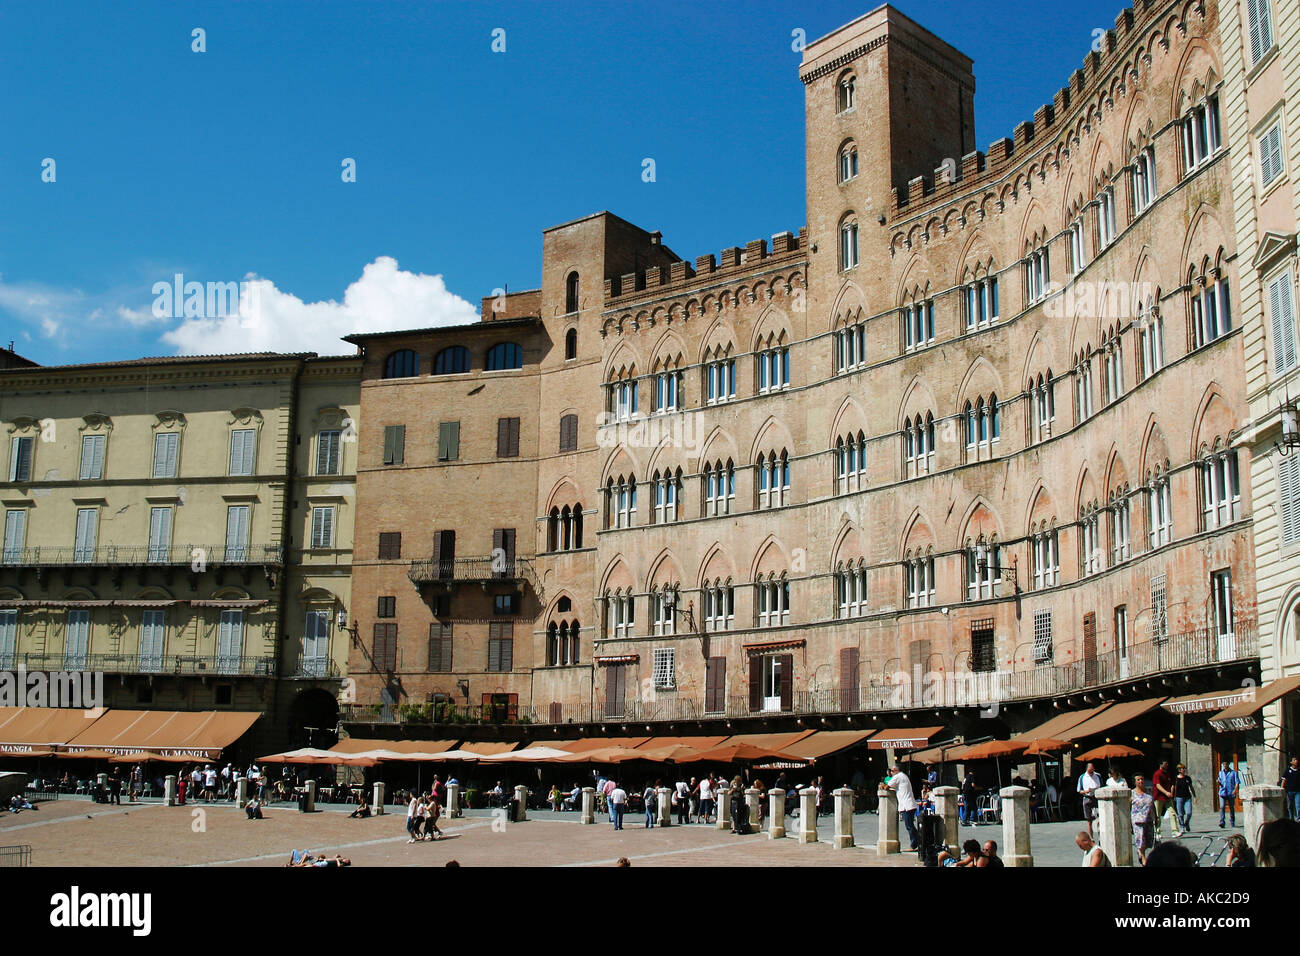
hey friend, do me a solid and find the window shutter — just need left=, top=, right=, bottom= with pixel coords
left=1280, top=456, right=1300, bottom=546
left=1248, top=0, right=1264, bottom=63
left=497, top=418, right=509, bottom=457
left=839, top=647, right=859, bottom=711
left=317, top=431, right=340, bottom=474
left=510, top=418, right=520, bottom=456
left=383, top=426, right=394, bottom=464
left=383, top=425, right=405, bottom=465
left=748, top=657, right=762, bottom=712
left=779, top=653, right=794, bottom=710
left=3, top=509, right=27, bottom=559
left=706, top=656, right=726, bottom=713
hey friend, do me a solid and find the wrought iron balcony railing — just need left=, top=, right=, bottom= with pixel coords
left=407, top=555, right=540, bottom=594
left=0, top=544, right=283, bottom=569
left=12, top=652, right=277, bottom=677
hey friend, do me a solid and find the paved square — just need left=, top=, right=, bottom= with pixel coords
left=0, top=796, right=1244, bottom=867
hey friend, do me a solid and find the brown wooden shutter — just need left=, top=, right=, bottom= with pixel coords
left=706, top=656, right=726, bottom=713
left=549, top=701, right=562, bottom=723
left=604, top=664, right=626, bottom=718
left=497, top=418, right=509, bottom=457
left=1082, top=612, right=1098, bottom=683
left=748, top=656, right=762, bottom=712
left=372, top=623, right=396, bottom=673
left=510, top=418, right=520, bottom=456
left=779, top=653, right=794, bottom=710
left=433, top=530, right=455, bottom=577
left=839, top=647, right=860, bottom=711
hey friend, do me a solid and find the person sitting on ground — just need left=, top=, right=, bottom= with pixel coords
left=980, top=840, right=1004, bottom=868
left=1076, top=831, right=1109, bottom=867
left=8, top=794, right=38, bottom=812
left=349, top=800, right=371, bottom=818
left=1144, top=842, right=1196, bottom=867
left=1226, top=833, right=1255, bottom=868
left=245, top=796, right=264, bottom=820
left=1257, top=818, right=1300, bottom=866
left=936, top=839, right=984, bottom=868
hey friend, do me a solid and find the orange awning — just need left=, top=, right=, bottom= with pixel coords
left=781, top=730, right=875, bottom=760
left=456, top=741, right=519, bottom=756
left=634, top=736, right=729, bottom=750
left=1059, top=697, right=1168, bottom=742
left=330, top=738, right=460, bottom=754
left=866, top=726, right=945, bottom=749
left=64, top=709, right=261, bottom=757
left=1012, top=703, right=1114, bottom=742
left=717, top=730, right=816, bottom=751
left=0, top=707, right=105, bottom=749
left=547, top=736, right=651, bottom=753
left=1210, top=675, right=1300, bottom=731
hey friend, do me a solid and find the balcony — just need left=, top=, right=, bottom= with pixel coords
left=0, top=544, right=283, bottom=588
left=407, top=555, right=541, bottom=596
left=286, top=655, right=341, bottom=679
left=12, top=652, right=277, bottom=677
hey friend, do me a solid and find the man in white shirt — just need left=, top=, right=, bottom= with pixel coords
left=698, top=776, right=714, bottom=823
left=1076, top=762, right=1102, bottom=837
left=609, top=782, right=627, bottom=830
left=202, top=765, right=218, bottom=803
left=890, top=764, right=920, bottom=851
left=1076, top=830, right=1109, bottom=867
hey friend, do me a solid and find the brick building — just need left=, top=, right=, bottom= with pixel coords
left=343, top=0, right=1262, bottom=777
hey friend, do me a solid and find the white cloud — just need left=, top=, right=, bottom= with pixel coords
left=161, top=257, right=480, bottom=355
left=116, top=304, right=168, bottom=328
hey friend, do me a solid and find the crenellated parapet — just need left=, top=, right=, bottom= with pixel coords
left=886, top=0, right=1211, bottom=252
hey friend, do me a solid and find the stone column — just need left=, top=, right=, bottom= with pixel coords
left=1095, top=785, right=1132, bottom=867
left=164, top=774, right=176, bottom=806
left=932, top=785, right=960, bottom=855
left=768, top=788, right=786, bottom=839
left=1243, top=785, right=1286, bottom=852
left=234, top=776, right=248, bottom=806
left=304, top=778, right=317, bottom=813
left=797, top=787, right=819, bottom=844
left=371, top=780, right=386, bottom=815
left=447, top=782, right=461, bottom=818
left=716, top=788, right=733, bottom=831
left=876, top=784, right=899, bottom=855
left=580, top=787, right=596, bottom=825
left=657, top=786, right=672, bottom=827
left=999, top=785, right=1033, bottom=867
left=833, top=787, right=854, bottom=849
left=744, top=788, right=761, bottom=831
left=513, top=784, right=529, bottom=822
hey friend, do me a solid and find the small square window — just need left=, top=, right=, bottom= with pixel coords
left=494, top=593, right=519, bottom=616
left=214, top=684, right=233, bottom=706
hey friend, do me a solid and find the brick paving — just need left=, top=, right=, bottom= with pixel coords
left=0, top=797, right=1243, bottom=867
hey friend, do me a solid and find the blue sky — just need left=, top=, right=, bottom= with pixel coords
left=0, top=0, right=1127, bottom=364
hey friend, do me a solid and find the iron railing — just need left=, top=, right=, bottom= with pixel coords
left=16, top=652, right=276, bottom=677
left=286, top=655, right=341, bottom=679
left=0, top=544, right=283, bottom=568
left=407, top=555, right=541, bottom=594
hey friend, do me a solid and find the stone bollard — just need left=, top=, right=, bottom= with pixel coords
left=833, top=787, right=855, bottom=849
left=797, top=787, right=819, bottom=844
left=164, top=774, right=176, bottom=806
left=513, top=784, right=529, bottom=822
left=1096, top=785, right=1132, bottom=867
left=716, top=788, right=733, bottom=831
left=932, top=786, right=960, bottom=855
left=768, top=788, right=786, bottom=839
left=1243, top=785, right=1286, bottom=852
left=304, top=779, right=317, bottom=813
left=371, top=781, right=386, bottom=816
left=657, top=787, right=672, bottom=827
left=234, top=776, right=248, bottom=806
left=744, top=788, right=761, bottom=832
left=877, top=784, right=899, bottom=854
left=447, top=782, right=461, bottom=818
left=999, top=786, right=1033, bottom=867
left=581, top=787, right=596, bottom=825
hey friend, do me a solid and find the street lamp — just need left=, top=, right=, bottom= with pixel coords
left=1277, top=398, right=1300, bottom=457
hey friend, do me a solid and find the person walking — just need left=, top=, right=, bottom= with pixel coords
left=108, top=768, right=122, bottom=806
left=890, top=763, right=919, bottom=851
left=642, top=782, right=658, bottom=828
left=406, top=792, right=421, bottom=843
left=609, top=781, right=627, bottom=830
left=1076, top=762, right=1102, bottom=837
left=1151, top=760, right=1174, bottom=838
left=1172, top=764, right=1196, bottom=835
left=130, top=764, right=143, bottom=803
left=686, top=776, right=700, bottom=823
left=698, top=775, right=714, bottom=824
left=1131, top=774, right=1156, bottom=866
left=959, top=770, right=979, bottom=826
left=1217, top=760, right=1240, bottom=829
left=1278, top=757, right=1300, bottom=821
left=674, top=777, right=690, bottom=825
